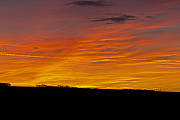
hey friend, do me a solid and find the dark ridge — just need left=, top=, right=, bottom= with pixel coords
left=0, top=83, right=180, bottom=97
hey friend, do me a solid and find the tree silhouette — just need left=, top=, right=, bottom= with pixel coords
left=0, top=83, right=11, bottom=87
left=36, top=84, right=49, bottom=87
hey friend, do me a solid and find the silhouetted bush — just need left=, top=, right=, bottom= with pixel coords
left=36, top=84, right=51, bottom=87
left=57, top=85, right=76, bottom=89
left=0, top=83, right=11, bottom=87
left=36, top=84, right=76, bottom=88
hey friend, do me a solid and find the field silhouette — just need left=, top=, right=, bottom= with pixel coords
left=1, top=83, right=180, bottom=97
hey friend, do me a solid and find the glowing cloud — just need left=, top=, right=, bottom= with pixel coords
left=0, top=0, right=179, bottom=91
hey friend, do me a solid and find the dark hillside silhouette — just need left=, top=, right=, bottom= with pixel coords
left=1, top=83, right=178, bottom=119
left=1, top=83, right=180, bottom=97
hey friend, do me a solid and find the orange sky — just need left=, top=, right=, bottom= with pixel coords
left=0, top=0, right=180, bottom=91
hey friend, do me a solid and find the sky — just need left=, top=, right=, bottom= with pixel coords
left=0, top=0, right=179, bottom=91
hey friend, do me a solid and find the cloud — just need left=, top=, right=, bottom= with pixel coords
left=90, top=14, right=137, bottom=24
left=0, top=52, right=45, bottom=58
left=160, top=0, right=179, bottom=6
left=66, top=0, right=111, bottom=7
left=146, top=16, right=154, bottom=19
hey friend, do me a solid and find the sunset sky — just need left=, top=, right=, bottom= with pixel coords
left=0, top=0, right=180, bottom=91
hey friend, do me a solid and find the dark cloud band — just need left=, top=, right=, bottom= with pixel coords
left=66, top=0, right=111, bottom=7
left=90, top=14, right=137, bottom=24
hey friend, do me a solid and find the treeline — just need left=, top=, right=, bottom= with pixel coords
left=0, top=83, right=76, bottom=88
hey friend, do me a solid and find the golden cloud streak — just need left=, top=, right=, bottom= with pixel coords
left=0, top=52, right=45, bottom=58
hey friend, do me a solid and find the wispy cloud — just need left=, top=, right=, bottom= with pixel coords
left=160, top=0, right=179, bottom=6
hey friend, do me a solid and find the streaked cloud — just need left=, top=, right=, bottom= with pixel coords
left=0, top=52, right=45, bottom=58
left=0, top=0, right=179, bottom=91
